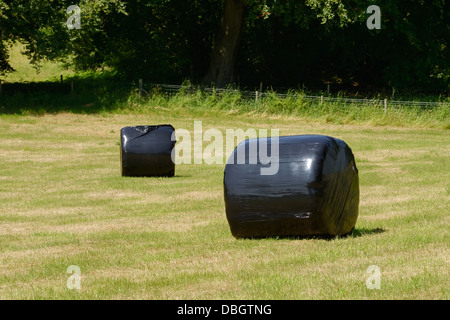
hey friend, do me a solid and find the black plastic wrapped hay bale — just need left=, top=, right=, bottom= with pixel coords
left=224, top=135, right=359, bottom=238
left=120, top=125, right=175, bottom=177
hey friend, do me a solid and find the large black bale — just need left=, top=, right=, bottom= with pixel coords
left=120, top=125, right=175, bottom=177
left=224, top=135, right=359, bottom=238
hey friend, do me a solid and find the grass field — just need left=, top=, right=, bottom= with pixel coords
left=0, top=45, right=448, bottom=300
left=0, top=110, right=448, bottom=299
left=2, top=42, right=75, bottom=83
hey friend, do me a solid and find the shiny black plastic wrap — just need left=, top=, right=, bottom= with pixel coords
left=224, top=135, right=359, bottom=238
left=120, top=125, right=175, bottom=177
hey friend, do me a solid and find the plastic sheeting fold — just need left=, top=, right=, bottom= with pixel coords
left=120, top=125, right=175, bottom=177
left=224, top=135, right=359, bottom=238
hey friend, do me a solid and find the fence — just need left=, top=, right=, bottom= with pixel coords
left=154, top=83, right=449, bottom=113
left=1, top=78, right=449, bottom=114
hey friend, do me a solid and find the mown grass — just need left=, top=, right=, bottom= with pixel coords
left=0, top=111, right=448, bottom=300
left=0, top=42, right=448, bottom=300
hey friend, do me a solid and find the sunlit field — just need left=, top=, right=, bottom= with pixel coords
left=0, top=110, right=448, bottom=299
left=0, top=44, right=448, bottom=300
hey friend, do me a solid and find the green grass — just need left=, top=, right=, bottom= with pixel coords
left=0, top=43, right=448, bottom=300
left=2, top=42, right=75, bottom=83
left=1, top=42, right=448, bottom=129
left=1, top=82, right=449, bottom=128
left=0, top=111, right=448, bottom=299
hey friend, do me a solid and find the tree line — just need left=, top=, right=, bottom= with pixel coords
left=1, top=0, right=449, bottom=92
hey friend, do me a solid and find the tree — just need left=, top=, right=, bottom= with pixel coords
left=202, top=0, right=364, bottom=87
left=202, top=0, right=246, bottom=87
left=0, top=0, right=448, bottom=91
left=0, top=0, right=13, bottom=74
left=0, top=0, right=222, bottom=82
left=235, top=0, right=449, bottom=90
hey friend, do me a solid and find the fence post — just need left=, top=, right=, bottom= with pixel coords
left=139, top=79, right=143, bottom=97
left=327, top=84, right=330, bottom=96
left=384, top=98, right=388, bottom=114
left=255, top=90, right=259, bottom=102
left=320, top=95, right=324, bottom=104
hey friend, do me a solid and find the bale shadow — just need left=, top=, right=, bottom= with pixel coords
left=235, top=227, right=386, bottom=241
left=120, top=174, right=191, bottom=179
left=350, top=227, right=386, bottom=238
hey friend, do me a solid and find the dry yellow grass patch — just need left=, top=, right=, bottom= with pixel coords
left=361, top=210, right=410, bottom=221
left=358, top=147, right=438, bottom=160
left=0, top=243, right=92, bottom=262
left=1, top=150, right=87, bottom=163
left=0, top=215, right=213, bottom=236
left=360, top=194, right=414, bottom=207
left=0, top=206, right=90, bottom=218
left=132, top=190, right=223, bottom=205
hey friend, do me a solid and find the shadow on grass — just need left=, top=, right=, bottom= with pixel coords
left=0, top=73, right=139, bottom=115
left=236, top=227, right=386, bottom=241
left=350, top=227, right=385, bottom=238
left=121, top=174, right=191, bottom=179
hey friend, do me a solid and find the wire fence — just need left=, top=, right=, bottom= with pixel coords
left=155, top=83, right=449, bottom=111
left=1, top=78, right=449, bottom=112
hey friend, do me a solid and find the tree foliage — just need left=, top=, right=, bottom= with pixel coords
left=0, top=0, right=448, bottom=91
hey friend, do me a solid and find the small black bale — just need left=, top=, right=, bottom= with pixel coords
left=224, top=135, right=359, bottom=239
left=120, top=125, right=175, bottom=177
